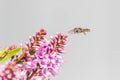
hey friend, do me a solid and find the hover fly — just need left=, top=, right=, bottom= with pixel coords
left=68, top=27, right=90, bottom=35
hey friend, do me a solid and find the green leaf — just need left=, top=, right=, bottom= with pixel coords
left=16, top=60, right=24, bottom=64
left=0, top=48, right=8, bottom=57
left=29, top=50, right=35, bottom=55
left=0, top=47, right=21, bottom=63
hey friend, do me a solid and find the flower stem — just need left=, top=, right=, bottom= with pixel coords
left=26, top=68, right=38, bottom=80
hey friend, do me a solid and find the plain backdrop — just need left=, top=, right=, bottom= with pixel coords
left=0, top=0, right=120, bottom=80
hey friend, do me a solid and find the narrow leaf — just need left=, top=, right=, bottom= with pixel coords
left=0, top=48, right=8, bottom=57
left=0, top=47, right=21, bottom=63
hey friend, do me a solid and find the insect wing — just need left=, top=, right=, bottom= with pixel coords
left=68, top=29, right=75, bottom=34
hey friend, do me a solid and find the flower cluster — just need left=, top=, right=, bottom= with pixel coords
left=0, top=29, right=67, bottom=80
left=0, top=62, right=24, bottom=80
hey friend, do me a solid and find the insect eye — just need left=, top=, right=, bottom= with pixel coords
left=75, top=30, right=79, bottom=32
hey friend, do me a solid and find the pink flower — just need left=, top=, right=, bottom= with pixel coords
left=0, top=62, right=24, bottom=80
left=2, top=29, right=68, bottom=80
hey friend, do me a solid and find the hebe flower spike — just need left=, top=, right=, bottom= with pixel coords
left=0, top=28, right=68, bottom=80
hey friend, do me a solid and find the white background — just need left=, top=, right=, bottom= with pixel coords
left=0, top=0, right=120, bottom=80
